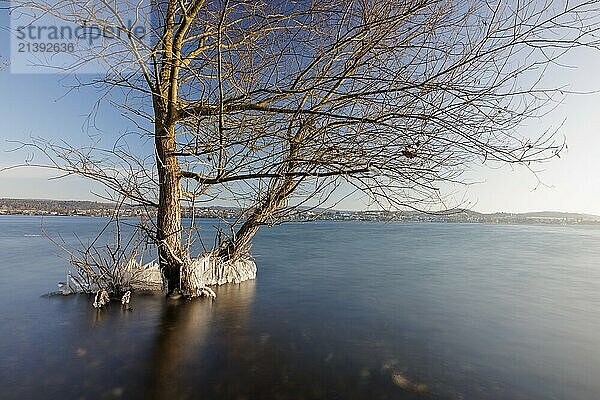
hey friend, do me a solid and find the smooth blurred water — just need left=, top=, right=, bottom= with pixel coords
left=1, top=216, right=600, bottom=400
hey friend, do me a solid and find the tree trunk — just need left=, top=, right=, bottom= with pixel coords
left=155, top=114, right=184, bottom=294
left=219, top=175, right=297, bottom=261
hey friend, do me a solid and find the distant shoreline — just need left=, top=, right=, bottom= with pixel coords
left=1, top=198, right=599, bottom=226
left=1, top=213, right=600, bottom=226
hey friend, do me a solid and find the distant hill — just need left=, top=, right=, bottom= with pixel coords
left=516, top=211, right=600, bottom=221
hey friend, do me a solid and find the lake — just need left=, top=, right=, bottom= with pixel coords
left=1, top=216, right=600, bottom=399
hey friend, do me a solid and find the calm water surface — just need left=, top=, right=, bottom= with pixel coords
left=1, top=216, right=600, bottom=399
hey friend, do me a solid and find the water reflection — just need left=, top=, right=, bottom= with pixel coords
left=134, top=280, right=434, bottom=400
left=143, top=281, right=256, bottom=400
left=4, top=274, right=442, bottom=399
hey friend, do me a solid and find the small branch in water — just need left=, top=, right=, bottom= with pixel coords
left=121, top=290, right=132, bottom=310
left=93, top=290, right=110, bottom=309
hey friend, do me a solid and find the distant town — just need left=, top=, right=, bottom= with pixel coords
left=1, top=198, right=599, bottom=225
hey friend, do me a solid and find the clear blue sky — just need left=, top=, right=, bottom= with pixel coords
left=1, top=10, right=600, bottom=215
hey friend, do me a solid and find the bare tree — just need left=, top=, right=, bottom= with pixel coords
left=9, top=0, right=600, bottom=296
